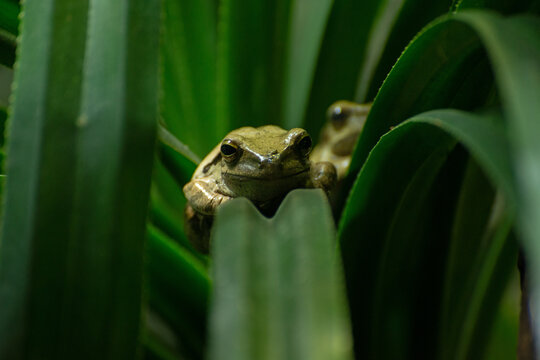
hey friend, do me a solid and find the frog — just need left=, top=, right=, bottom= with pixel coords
left=183, top=125, right=337, bottom=253
left=310, top=100, right=371, bottom=180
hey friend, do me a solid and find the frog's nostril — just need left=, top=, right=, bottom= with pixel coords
left=259, top=158, right=270, bottom=169
left=259, top=154, right=280, bottom=169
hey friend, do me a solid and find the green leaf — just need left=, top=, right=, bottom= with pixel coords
left=0, top=29, right=15, bottom=68
left=435, top=11, right=540, bottom=347
left=217, top=0, right=291, bottom=130
left=303, top=0, right=450, bottom=136
left=158, top=124, right=201, bottom=165
left=359, top=0, right=452, bottom=102
left=0, top=0, right=90, bottom=357
left=339, top=120, right=458, bottom=358
left=0, top=106, right=6, bottom=147
left=0, top=0, right=19, bottom=67
left=348, top=15, right=492, bottom=179
left=281, top=0, right=333, bottom=129
left=409, top=110, right=515, bottom=204
left=146, top=225, right=210, bottom=359
left=0, top=0, right=161, bottom=358
left=161, top=0, right=218, bottom=158
left=0, top=0, right=19, bottom=36
left=453, top=0, right=539, bottom=14
left=209, top=189, right=353, bottom=360
left=340, top=108, right=518, bottom=358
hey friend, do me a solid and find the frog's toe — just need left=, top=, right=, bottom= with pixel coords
left=310, top=161, right=337, bottom=194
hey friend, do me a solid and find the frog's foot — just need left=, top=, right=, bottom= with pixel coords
left=184, top=204, right=213, bottom=254
left=310, top=161, right=337, bottom=194
left=183, top=179, right=232, bottom=215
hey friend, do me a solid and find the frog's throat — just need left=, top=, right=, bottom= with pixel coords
left=223, top=168, right=309, bottom=181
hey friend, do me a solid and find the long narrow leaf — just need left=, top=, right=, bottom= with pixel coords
left=0, top=0, right=161, bottom=358
left=146, top=225, right=210, bottom=359
left=217, top=0, right=291, bottom=130
left=0, top=1, right=89, bottom=357
left=282, top=0, right=333, bottom=129
left=340, top=108, right=518, bottom=359
left=303, top=0, right=450, bottom=135
left=161, top=0, right=218, bottom=158
left=438, top=11, right=540, bottom=346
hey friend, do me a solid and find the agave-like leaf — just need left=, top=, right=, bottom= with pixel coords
left=0, top=0, right=161, bottom=358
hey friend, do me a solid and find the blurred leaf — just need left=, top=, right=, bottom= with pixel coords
left=0, top=0, right=18, bottom=67
left=359, top=0, right=452, bottom=102
left=483, top=271, right=520, bottom=360
left=0, top=0, right=161, bottom=358
left=339, top=120, right=458, bottom=358
left=218, top=0, right=292, bottom=131
left=158, top=124, right=200, bottom=165
left=0, top=0, right=19, bottom=35
left=209, top=189, right=353, bottom=360
left=161, top=0, right=218, bottom=158
left=346, top=14, right=540, bottom=350
left=349, top=14, right=494, bottom=179
left=303, top=0, right=450, bottom=136
left=340, top=108, right=518, bottom=358
left=0, top=106, right=7, bottom=174
left=151, top=142, right=201, bottom=258
left=453, top=0, right=539, bottom=14
left=146, top=225, right=210, bottom=359
left=281, top=0, right=333, bottom=129
left=0, top=0, right=89, bottom=357
left=440, top=11, right=540, bottom=346
left=0, top=106, right=7, bottom=148
left=409, top=110, right=515, bottom=203
left=0, top=30, right=15, bottom=67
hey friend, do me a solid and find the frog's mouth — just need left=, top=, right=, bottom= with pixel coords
left=223, top=168, right=309, bottom=181
left=223, top=169, right=310, bottom=202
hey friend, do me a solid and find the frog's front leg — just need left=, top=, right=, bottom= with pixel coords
left=183, top=178, right=232, bottom=253
left=184, top=204, right=213, bottom=253
left=183, top=177, right=232, bottom=215
left=309, top=161, right=337, bottom=194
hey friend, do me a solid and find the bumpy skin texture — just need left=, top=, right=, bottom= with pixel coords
left=183, top=125, right=337, bottom=253
left=310, top=100, right=371, bottom=180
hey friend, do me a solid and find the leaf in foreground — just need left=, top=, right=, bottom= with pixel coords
left=209, top=189, right=353, bottom=360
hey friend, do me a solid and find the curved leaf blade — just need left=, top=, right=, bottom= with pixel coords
left=303, top=0, right=450, bottom=135
left=340, top=108, right=518, bottom=358
left=440, top=12, right=540, bottom=346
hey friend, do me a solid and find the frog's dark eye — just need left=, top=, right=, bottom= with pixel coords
left=330, top=105, right=350, bottom=130
left=220, top=140, right=240, bottom=161
left=296, top=134, right=312, bottom=157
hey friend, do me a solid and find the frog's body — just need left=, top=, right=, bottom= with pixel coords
left=183, top=125, right=336, bottom=253
left=311, top=101, right=371, bottom=179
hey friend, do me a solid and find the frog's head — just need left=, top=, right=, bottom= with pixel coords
left=324, top=100, right=370, bottom=156
left=219, top=125, right=312, bottom=202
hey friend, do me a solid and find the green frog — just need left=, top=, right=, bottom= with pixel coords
left=183, top=125, right=337, bottom=253
left=311, top=100, right=371, bottom=179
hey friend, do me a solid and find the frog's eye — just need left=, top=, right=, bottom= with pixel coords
left=296, top=134, right=312, bottom=157
left=220, top=140, right=240, bottom=161
left=330, top=105, right=350, bottom=130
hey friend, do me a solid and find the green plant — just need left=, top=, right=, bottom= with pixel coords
left=0, top=0, right=539, bottom=359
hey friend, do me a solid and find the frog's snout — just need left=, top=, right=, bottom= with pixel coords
left=258, top=152, right=282, bottom=170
